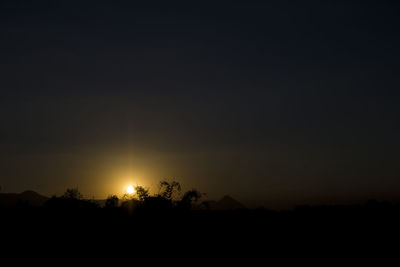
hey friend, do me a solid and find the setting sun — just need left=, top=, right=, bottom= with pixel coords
left=126, top=185, right=135, bottom=195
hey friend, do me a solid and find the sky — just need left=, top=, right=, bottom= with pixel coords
left=1, top=0, right=400, bottom=208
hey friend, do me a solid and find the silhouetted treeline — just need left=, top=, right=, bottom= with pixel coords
left=2, top=181, right=400, bottom=259
left=2, top=181, right=400, bottom=219
left=2, top=180, right=400, bottom=228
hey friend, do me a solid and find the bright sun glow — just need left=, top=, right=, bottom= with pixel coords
left=126, top=185, right=135, bottom=194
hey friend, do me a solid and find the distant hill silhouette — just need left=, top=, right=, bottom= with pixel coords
left=207, top=195, right=246, bottom=210
left=0, top=190, right=48, bottom=207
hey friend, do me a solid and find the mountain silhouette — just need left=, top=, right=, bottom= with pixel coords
left=0, top=190, right=48, bottom=207
left=207, top=195, right=246, bottom=210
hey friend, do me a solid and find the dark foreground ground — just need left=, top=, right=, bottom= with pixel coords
left=1, top=200, right=400, bottom=262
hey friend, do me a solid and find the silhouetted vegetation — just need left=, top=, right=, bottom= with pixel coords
left=177, top=189, right=202, bottom=210
left=135, top=186, right=149, bottom=201
left=62, top=187, right=83, bottom=200
left=118, top=180, right=201, bottom=214
left=45, top=188, right=98, bottom=210
left=158, top=180, right=181, bottom=200
left=2, top=180, right=400, bottom=252
left=105, top=195, right=119, bottom=208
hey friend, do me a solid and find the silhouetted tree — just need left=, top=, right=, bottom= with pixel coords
left=135, top=186, right=150, bottom=201
left=63, top=188, right=83, bottom=200
left=121, top=192, right=135, bottom=201
left=177, top=189, right=202, bottom=210
left=158, top=180, right=181, bottom=200
left=105, top=195, right=119, bottom=208
left=45, top=188, right=98, bottom=210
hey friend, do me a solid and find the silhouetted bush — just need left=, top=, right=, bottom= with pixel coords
left=63, top=188, right=83, bottom=200
left=135, top=186, right=149, bottom=201
left=105, top=195, right=119, bottom=208
left=44, top=188, right=98, bottom=210
left=158, top=180, right=181, bottom=200
left=177, top=189, right=201, bottom=210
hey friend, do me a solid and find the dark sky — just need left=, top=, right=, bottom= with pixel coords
left=1, top=0, right=400, bottom=208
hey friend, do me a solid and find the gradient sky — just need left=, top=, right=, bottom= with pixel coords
left=1, top=0, right=400, bottom=208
